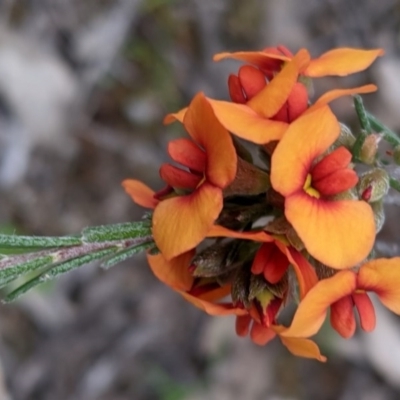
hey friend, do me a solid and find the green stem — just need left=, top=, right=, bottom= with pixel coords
left=366, top=111, right=400, bottom=147
left=354, top=95, right=372, bottom=134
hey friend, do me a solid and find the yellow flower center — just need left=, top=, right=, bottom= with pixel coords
left=303, top=173, right=320, bottom=199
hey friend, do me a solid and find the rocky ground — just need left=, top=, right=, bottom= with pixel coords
left=0, top=0, right=400, bottom=399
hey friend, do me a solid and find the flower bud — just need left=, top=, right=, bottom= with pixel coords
left=190, top=242, right=235, bottom=278
left=249, top=274, right=287, bottom=327
left=333, top=123, right=356, bottom=150
left=223, top=157, right=270, bottom=197
left=217, top=203, right=268, bottom=230
left=359, top=134, right=381, bottom=164
left=371, top=200, right=385, bottom=234
left=357, top=168, right=390, bottom=203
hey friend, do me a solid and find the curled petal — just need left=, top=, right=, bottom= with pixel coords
left=271, top=106, right=340, bottom=196
left=358, top=258, right=400, bottom=314
left=153, top=182, right=223, bottom=259
left=164, top=107, right=187, bottom=124
left=180, top=291, right=247, bottom=316
left=282, top=270, right=357, bottom=338
left=213, top=50, right=290, bottom=65
left=183, top=93, right=237, bottom=188
left=147, top=251, right=194, bottom=291
left=236, top=315, right=251, bottom=337
left=279, top=336, right=327, bottom=362
left=122, top=179, right=158, bottom=209
left=283, top=246, right=318, bottom=299
left=285, top=192, right=375, bottom=269
left=308, top=84, right=378, bottom=113
left=304, top=48, right=384, bottom=77
left=206, top=99, right=288, bottom=144
left=207, top=225, right=274, bottom=242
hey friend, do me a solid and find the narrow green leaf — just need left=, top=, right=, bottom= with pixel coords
left=354, top=95, right=371, bottom=134
left=45, top=248, right=118, bottom=279
left=351, top=130, right=368, bottom=161
left=82, top=222, right=152, bottom=243
left=366, top=111, right=400, bottom=147
left=4, top=248, right=118, bottom=302
left=0, top=234, right=82, bottom=248
left=101, top=242, right=155, bottom=270
left=389, top=177, right=400, bottom=192
left=0, top=255, right=54, bottom=282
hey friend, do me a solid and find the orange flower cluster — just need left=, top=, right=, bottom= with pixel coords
left=123, top=45, right=400, bottom=362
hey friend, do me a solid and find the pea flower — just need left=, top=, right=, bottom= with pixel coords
left=282, top=258, right=400, bottom=339
left=270, top=105, right=375, bottom=269
left=123, top=92, right=237, bottom=260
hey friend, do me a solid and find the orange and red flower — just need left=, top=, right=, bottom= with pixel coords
left=270, top=105, right=376, bottom=269
left=214, top=45, right=384, bottom=78
left=282, top=258, right=400, bottom=339
left=123, top=92, right=237, bottom=260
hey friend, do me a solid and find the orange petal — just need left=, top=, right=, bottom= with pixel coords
left=153, top=182, right=223, bottom=259
left=330, top=295, right=356, bottom=338
left=122, top=179, right=158, bottom=209
left=285, top=192, right=375, bottom=269
left=197, top=284, right=232, bottom=302
left=213, top=50, right=290, bottom=65
left=183, top=93, right=237, bottom=188
left=164, top=107, right=187, bottom=124
left=304, top=48, right=384, bottom=77
left=271, top=106, right=340, bottom=196
left=279, top=336, right=327, bottom=362
left=282, top=270, right=357, bottom=338
left=206, top=98, right=288, bottom=144
left=308, top=84, right=378, bottom=113
left=167, top=138, right=206, bottom=172
left=180, top=291, right=247, bottom=316
left=207, top=225, right=274, bottom=242
left=283, top=246, right=318, bottom=299
left=247, top=49, right=310, bottom=118
left=160, top=164, right=201, bottom=189
left=147, top=251, right=194, bottom=291
left=358, top=258, right=400, bottom=314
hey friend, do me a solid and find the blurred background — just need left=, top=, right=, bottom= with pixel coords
left=0, top=0, right=400, bottom=399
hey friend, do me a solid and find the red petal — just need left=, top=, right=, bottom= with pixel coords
left=312, top=168, right=359, bottom=197
left=159, top=164, right=202, bottom=189
left=330, top=295, right=356, bottom=338
left=167, top=138, right=206, bottom=173
left=250, top=322, right=276, bottom=345
left=236, top=315, right=251, bottom=337
left=353, top=292, right=376, bottom=332
left=311, top=147, right=353, bottom=181
left=228, top=74, right=246, bottom=103
left=238, top=65, right=266, bottom=99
